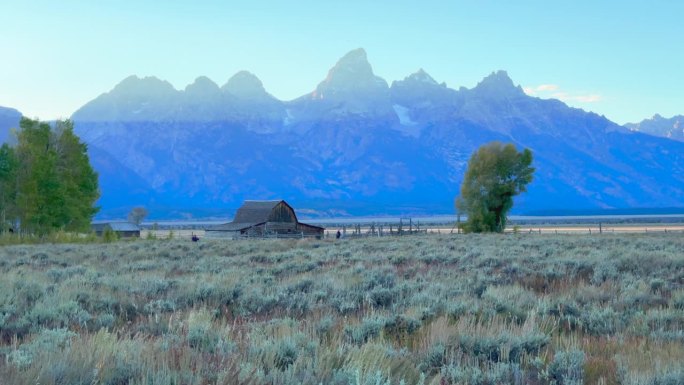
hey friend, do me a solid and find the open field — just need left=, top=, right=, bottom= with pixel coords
left=1, top=233, right=684, bottom=384
left=142, top=224, right=684, bottom=240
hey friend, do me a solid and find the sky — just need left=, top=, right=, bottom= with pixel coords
left=0, top=0, right=682, bottom=125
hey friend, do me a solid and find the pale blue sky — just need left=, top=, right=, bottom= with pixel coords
left=0, top=0, right=681, bottom=124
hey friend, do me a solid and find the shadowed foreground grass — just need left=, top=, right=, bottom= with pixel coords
left=1, top=233, right=683, bottom=384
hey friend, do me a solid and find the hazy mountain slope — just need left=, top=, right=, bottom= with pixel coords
left=0, top=106, right=21, bottom=144
left=71, top=49, right=684, bottom=218
left=86, top=145, right=155, bottom=217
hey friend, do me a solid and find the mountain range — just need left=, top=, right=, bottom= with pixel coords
left=3, top=48, right=684, bottom=218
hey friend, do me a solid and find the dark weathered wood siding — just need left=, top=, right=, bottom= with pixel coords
left=268, top=202, right=297, bottom=223
left=297, top=223, right=325, bottom=238
left=117, top=231, right=140, bottom=238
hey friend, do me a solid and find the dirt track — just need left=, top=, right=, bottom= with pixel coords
left=325, top=224, right=684, bottom=236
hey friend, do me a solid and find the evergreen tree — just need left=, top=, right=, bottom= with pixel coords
left=456, top=142, right=534, bottom=233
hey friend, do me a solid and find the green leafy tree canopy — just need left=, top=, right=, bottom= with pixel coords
left=9, top=118, right=99, bottom=235
left=0, top=143, right=18, bottom=232
left=456, top=142, right=534, bottom=233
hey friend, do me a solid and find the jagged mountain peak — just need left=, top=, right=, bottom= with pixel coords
left=112, top=75, right=177, bottom=95
left=391, top=69, right=444, bottom=91
left=406, top=68, right=439, bottom=85
left=186, top=76, right=219, bottom=90
left=390, top=68, right=457, bottom=115
left=323, top=48, right=374, bottom=82
left=471, top=70, right=525, bottom=98
left=222, top=71, right=270, bottom=99
left=72, top=75, right=180, bottom=122
left=184, top=76, right=221, bottom=97
left=626, top=113, right=684, bottom=141
left=643, top=113, right=684, bottom=122
left=481, top=70, right=514, bottom=83
left=333, top=48, right=370, bottom=70
left=313, top=48, right=388, bottom=100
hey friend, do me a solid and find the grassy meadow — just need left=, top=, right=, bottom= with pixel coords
left=0, top=233, right=683, bottom=384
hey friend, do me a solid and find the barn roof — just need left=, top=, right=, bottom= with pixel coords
left=206, top=222, right=262, bottom=232
left=298, top=222, right=325, bottom=231
left=109, top=222, right=141, bottom=232
left=233, top=200, right=288, bottom=223
left=91, top=222, right=140, bottom=232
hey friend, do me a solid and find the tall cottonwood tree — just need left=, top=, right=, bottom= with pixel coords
left=456, top=142, right=534, bottom=233
left=0, top=143, right=18, bottom=231
left=127, top=206, right=148, bottom=226
left=14, top=118, right=61, bottom=234
left=54, top=120, right=99, bottom=231
left=11, top=118, right=99, bottom=234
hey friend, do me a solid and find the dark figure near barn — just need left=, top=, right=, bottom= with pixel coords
left=336, top=230, right=341, bottom=239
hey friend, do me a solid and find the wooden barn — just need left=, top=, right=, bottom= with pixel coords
left=205, top=200, right=324, bottom=239
left=91, top=222, right=141, bottom=238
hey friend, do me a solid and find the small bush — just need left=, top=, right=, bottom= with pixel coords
left=187, top=309, right=218, bottom=352
left=345, top=317, right=385, bottom=345
left=274, top=339, right=299, bottom=370
left=548, top=349, right=585, bottom=385
left=441, top=361, right=523, bottom=385
left=383, top=315, right=421, bottom=337
left=591, top=261, right=618, bottom=285
left=422, top=343, right=446, bottom=373
left=102, top=228, right=119, bottom=243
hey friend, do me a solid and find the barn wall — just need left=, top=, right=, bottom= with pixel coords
left=244, top=225, right=266, bottom=236
left=265, top=222, right=297, bottom=233
left=297, top=223, right=324, bottom=236
left=204, top=230, right=240, bottom=239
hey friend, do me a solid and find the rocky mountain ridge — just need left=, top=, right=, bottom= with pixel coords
left=626, top=114, right=684, bottom=142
